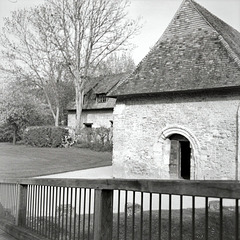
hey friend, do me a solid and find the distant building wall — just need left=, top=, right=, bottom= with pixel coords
left=67, top=111, right=76, bottom=129
left=112, top=91, right=240, bottom=180
left=81, top=109, right=113, bottom=128
left=67, top=109, right=113, bottom=129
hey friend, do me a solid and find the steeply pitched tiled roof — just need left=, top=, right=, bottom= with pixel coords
left=67, top=73, right=128, bottom=110
left=109, top=0, right=240, bottom=97
left=93, top=73, right=129, bottom=94
left=191, top=1, right=240, bottom=62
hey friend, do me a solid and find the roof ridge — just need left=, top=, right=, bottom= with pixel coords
left=94, top=72, right=129, bottom=95
left=109, top=0, right=240, bottom=97
left=105, top=72, right=129, bottom=95
left=218, top=36, right=240, bottom=69
left=190, top=0, right=240, bottom=33
left=154, top=0, right=190, bottom=45
left=190, top=0, right=240, bottom=69
left=107, top=71, right=133, bottom=96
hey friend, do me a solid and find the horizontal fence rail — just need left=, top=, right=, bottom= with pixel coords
left=0, top=179, right=240, bottom=240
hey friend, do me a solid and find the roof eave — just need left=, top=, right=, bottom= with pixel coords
left=109, top=85, right=240, bottom=99
left=83, top=107, right=114, bottom=111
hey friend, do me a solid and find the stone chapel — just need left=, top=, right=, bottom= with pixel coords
left=108, top=0, right=240, bottom=180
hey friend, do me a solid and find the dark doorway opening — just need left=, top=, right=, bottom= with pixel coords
left=169, top=134, right=191, bottom=180
left=180, top=141, right=191, bottom=179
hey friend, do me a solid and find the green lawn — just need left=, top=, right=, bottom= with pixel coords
left=0, top=143, right=112, bottom=179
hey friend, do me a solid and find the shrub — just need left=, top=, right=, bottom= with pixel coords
left=75, top=127, right=112, bottom=152
left=0, top=123, right=16, bottom=142
left=23, top=126, right=69, bottom=147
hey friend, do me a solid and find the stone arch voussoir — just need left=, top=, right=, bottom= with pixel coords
left=157, top=125, right=201, bottom=180
left=160, top=125, right=200, bottom=152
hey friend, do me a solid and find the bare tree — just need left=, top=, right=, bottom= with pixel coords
left=96, top=52, right=136, bottom=75
left=34, top=0, right=141, bottom=131
left=0, top=9, right=67, bottom=126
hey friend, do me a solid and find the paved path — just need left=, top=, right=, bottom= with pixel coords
left=36, top=166, right=113, bottom=178
left=0, top=229, right=17, bottom=240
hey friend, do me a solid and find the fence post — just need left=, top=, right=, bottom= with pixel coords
left=16, top=184, right=28, bottom=226
left=94, top=189, right=113, bottom=240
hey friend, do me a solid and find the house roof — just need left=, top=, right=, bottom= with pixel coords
left=93, top=73, right=129, bottom=94
left=67, top=73, right=128, bottom=110
left=109, top=0, right=240, bottom=97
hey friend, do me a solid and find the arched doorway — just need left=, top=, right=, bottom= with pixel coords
left=169, top=134, right=191, bottom=180
left=155, top=125, right=201, bottom=180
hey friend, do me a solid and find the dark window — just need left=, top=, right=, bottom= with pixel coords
left=169, top=134, right=191, bottom=180
left=97, top=94, right=106, bottom=103
left=110, top=120, right=113, bottom=127
left=84, top=123, right=93, bottom=128
left=83, top=95, right=87, bottom=104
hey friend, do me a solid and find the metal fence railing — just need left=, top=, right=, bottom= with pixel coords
left=26, top=185, right=94, bottom=240
left=0, top=178, right=240, bottom=240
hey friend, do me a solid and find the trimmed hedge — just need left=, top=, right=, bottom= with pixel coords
left=23, top=126, right=69, bottom=147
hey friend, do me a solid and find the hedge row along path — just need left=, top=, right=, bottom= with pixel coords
left=0, top=143, right=112, bottom=178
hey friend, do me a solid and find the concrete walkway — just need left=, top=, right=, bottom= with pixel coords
left=0, top=229, right=17, bottom=240
left=35, top=166, right=113, bottom=179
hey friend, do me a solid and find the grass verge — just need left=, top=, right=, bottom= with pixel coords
left=0, top=143, right=112, bottom=178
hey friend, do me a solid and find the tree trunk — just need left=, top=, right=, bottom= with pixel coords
left=12, top=125, right=17, bottom=145
left=75, top=88, right=83, bottom=133
left=74, top=71, right=84, bottom=133
left=43, top=87, right=56, bottom=124
left=55, top=105, right=60, bottom=127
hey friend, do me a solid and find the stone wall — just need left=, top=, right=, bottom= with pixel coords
left=112, top=90, right=240, bottom=180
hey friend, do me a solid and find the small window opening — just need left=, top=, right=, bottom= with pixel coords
left=84, top=123, right=93, bottom=128
left=169, top=134, right=191, bottom=180
left=97, top=94, right=106, bottom=103
left=110, top=120, right=113, bottom=127
left=83, top=95, right=87, bottom=104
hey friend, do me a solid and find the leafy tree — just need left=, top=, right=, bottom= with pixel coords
left=34, top=0, right=141, bottom=131
left=0, top=9, right=68, bottom=126
left=0, top=84, right=53, bottom=144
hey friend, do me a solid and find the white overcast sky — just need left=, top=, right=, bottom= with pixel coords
left=0, top=0, right=240, bottom=64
